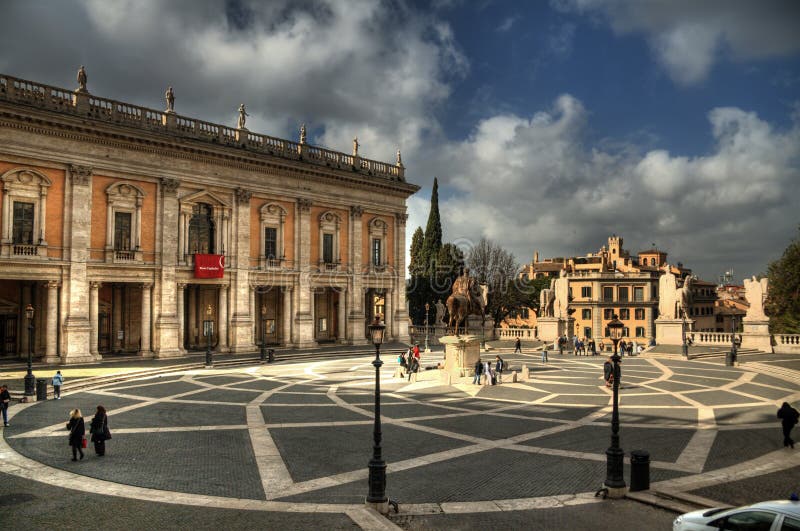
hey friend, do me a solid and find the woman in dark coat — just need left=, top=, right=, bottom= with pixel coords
left=778, top=402, right=799, bottom=449
left=603, top=358, right=613, bottom=388
left=90, top=405, right=111, bottom=456
left=66, top=408, right=85, bottom=461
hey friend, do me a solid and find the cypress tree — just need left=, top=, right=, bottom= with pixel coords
left=420, top=177, right=442, bottom=276
left=408, top=226, right=425, bottom=277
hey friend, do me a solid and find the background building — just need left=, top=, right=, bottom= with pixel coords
left=0, top=71, right=417, bottom=363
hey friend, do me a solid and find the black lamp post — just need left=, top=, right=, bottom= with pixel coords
left=603, top=314, right=626, bottom=496
left=730, top=314, right=739, bottom=365
left=23, top=304, right=35, bottom=396
left=204, top=304, right=214, bottom=367
left=424, top=303, right=430, bottom=353
left=681, top=313, right=689, bottom=359
left=366, top=317, right=388, bottom=511
left=260, top=304, right=268, bottom=363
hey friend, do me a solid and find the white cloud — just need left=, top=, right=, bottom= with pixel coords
left=555, top=0, right=800, bottom=86
left=497, top=16, right=517, bottom=32
left=428, top=94, right=800, bottom=279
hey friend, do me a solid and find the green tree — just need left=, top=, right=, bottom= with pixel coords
left=408, top=226, right=425, bottom=277
left=420, top=177, right=442, bottom=276
left=766, top=226, right=800, bottom=333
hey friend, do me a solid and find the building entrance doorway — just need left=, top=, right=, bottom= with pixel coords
left=314, top=288, right=341, bottom=343
left=98, top=284, right=142, bottom=355
left=183, top=285, right=219, bottom=351
left=0, top=315, right=18, bottom=357
left=257, top=288, right=281, bottom=346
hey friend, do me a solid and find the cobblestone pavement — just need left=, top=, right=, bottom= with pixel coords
left=2, top=350, right=799, bottom=529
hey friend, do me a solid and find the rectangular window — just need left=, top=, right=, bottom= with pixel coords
left=635, top=326, right=646, bottom=337
left=583, top=327, right=592, bottom=338
left=618, top=287, right=629, bottom=302
left=12, top=201, right=34, bottom=244
left=582, top=309, right=591, bottom=319
left=114, top=211, right=132, bottom=250
left=634, top=287, right=644, bottom=302
left=620, top=309, right=630, bottom=320
left=521, top=308, right=529, bottom=319
left=603, top=308, right=614, bottom=320
left=635, top=308, right=645, bottom=320
left=622, top=327, right=629, bottom=337
left=581, top=286, right=592, bottom=298
left=372, top=238, right=381, bottom=266
left=323, top=233, right=334, bottom=263
left=265, top=227, right=277, bottom=259
left=716, top=315, right=724, bottom=323
left=603, top=287, right=614, bottom=302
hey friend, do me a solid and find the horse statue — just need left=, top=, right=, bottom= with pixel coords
left=539, top=288, right=555, bottom=317
left=446, top=270, right=487, bottom=336
left=677, top=275, right=694, bottom=319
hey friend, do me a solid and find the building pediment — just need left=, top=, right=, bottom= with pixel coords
left=179, top=190, right=230, bottom=208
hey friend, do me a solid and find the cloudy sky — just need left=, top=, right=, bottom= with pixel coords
left=2, top=0, right=799, bottom=282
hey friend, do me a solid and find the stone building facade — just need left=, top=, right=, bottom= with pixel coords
left=0, top=72, right=417, bottom=363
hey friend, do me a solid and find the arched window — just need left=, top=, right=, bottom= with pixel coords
left=650, top=257, right=656, bottom=266
left=189, top=203, right=215, bottom=254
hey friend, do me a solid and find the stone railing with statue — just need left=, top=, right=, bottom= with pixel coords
left=690, top=332, right=741, bottom=346
left=0, top=72, right=405, bottom=182
left=495, top=328, right=537, bottom=341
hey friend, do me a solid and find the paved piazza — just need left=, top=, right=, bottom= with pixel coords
left=2, top=351, right=800, bottom=528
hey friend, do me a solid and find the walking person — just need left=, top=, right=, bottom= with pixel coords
left=90, top=405, right=111, bottom=456
left=66, top=408, right=85, bottom=461
left=541, top=346, right=548, bottom=363
left=484, top=359, right=493, bottom=385
left=495, top=355, right=505, bottom=384
left=514, top=337, right=522, bottom=354
left=473, top=358, right=483, bottom=384
left=1, top=384, right=11, bottom=426
left=52, top=370, right=64, bottom=399
left=778, top=402, right=800, bottom=449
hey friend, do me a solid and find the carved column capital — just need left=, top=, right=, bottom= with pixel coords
left=297, top=198, right=312, bottom=212
left=47, top=280, right=61, bottom=289
left=177, top=282, right=187, bottom=290
left=235, top=188, right=253, bottom=205
left=395, top=212, right=408, bottom=226
left=141, top=283, right=153, bottom=290
left=69, top=165, right=93, bottom=186
left=161, top=177, right=180, bottom=194
left=89, top=281, right=102, bottom=290
left=351, top=205, right=364, bottom=219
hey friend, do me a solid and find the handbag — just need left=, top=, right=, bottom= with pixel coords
left=81, top=437, right=87, bottom=448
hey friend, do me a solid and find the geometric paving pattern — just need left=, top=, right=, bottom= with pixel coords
left=2, top=351, right=800, bottom=519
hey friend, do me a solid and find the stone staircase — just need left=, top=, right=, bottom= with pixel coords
left=740, top=361, right=800, bottom=384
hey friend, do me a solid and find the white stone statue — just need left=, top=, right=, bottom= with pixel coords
left=353, top=136, right=359, bottom=156
left=677, top=275, right=694, bottom=319
left=165, top=86, right=175, bottom=112
left=435, top=299, right=446, bottom=325
left=237, top=103, right=248, bottom=129
left=658, top=264, right=677, bottom=319
left=299, top=123, right=307, bottom=144
left=77, top=65, right=87, bottom=92
left=553, top=268, right=569, bottom=320
left=744, top=276, right=768, bottom=320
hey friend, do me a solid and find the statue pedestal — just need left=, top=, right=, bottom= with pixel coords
left=655, top=318, right=692, bottom=345
left=439, top=335, right=481, bottom=380
left=741, top=318, right=772, bottom=352
left=538, top=317, right=567, bottom=343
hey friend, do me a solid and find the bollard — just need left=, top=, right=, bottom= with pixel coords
left=36, top=378, right=48, bottom=401
left=629, top=450, right=650, bottom=492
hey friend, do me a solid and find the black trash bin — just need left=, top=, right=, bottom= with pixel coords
left=630, top=450, right=650, bottom=492
left=36, top=378, right=48, bottom=401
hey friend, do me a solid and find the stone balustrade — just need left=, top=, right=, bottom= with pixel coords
left=691, top=332, right=741, bottom=345
left=774, top=334, right=800, bottom=354
left=0, top=73, right=404, bottom=182
left=495, top=328, right=537, bottom=341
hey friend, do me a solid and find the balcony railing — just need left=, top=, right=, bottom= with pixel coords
left=13, top=244, right=37, bottom=256
left=114, top=250, right=136, bottom=261
left=0, top=72, right=406, bottom=182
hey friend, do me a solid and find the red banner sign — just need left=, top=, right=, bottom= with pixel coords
left=194, top=254, right=224, bottom=278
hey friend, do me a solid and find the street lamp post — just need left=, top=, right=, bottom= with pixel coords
left=681, top=313, right=689, bottom=359
left=260, top=304, right=268, bottom=363
left=602, top=314, right=626, bottom=498
left=730, top=314, right=739, bottom=366
left=23, top=304, right=35, bottom=396
left=424, top=303, right=430, bottom=353
left=366, top=317, right=389, bottom=513
left=204, top=304, right=214, bottom=367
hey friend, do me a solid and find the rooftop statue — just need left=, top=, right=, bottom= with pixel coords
left=353, top=136, right=359, bottom=157
left=237, top=103, right=248, bottom=129
left=76, top=66, right=87, bottom=92
left=165, top=86, right=175, bottom=113
left=299, top=123, right=307, bottom=144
